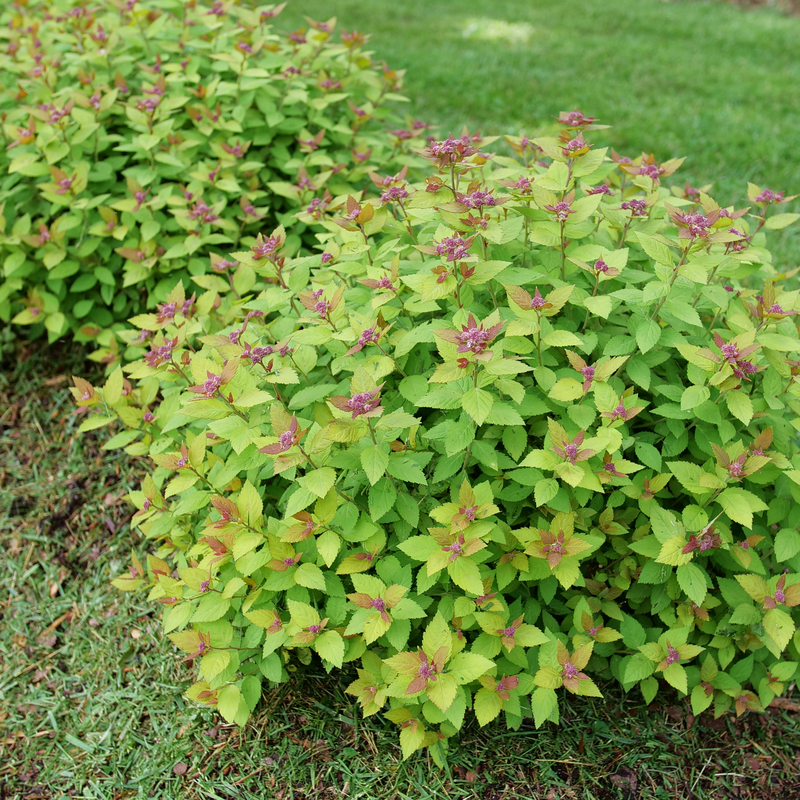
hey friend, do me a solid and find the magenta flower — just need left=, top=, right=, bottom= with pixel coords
left=544, top=200, right=575, bottom=221
left=380, top=186, right=409, bottom=204
left=421, top=135, right=478, bottom=167
left=431, top=235, right=473, bottom=262
left=329, top=387, right=384, bottom=420
left=557, top=109, right=597, bottom=128
left=435, top=313, right=504, bottom=357
left=188, top=371, right=222, bottom=398
left=459, top=190, right=500, bottom=209
left=754, top=188, right=784, bottom=205
left=252, top=235, right=280, bottom=259
left=259, top=414, right=306, bottom=455
left=345, top=326, right=383, bottom=356
left=144, top=336, right=178, bottom=367
left=621, top=198, right=648, bottom=217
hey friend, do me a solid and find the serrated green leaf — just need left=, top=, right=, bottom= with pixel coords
left=534, top=479, right=559, bottom=507
left=298, top=467, right=336, bottom=499
left=677, top=563, right=707, bottom=605
left=636, top=320, right=661, bottom=354
left=361, top=445, right=389, bottom=486
left=461, top=388, right=494, bottom=426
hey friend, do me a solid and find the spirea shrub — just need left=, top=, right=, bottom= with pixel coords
left=74, top=109, right=800, bottom=763
left=0, top=1, right=424, bottom=359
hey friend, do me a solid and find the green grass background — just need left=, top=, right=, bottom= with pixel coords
left=284, top=0, right=800, bottom=266
left=3, top=1, right=800, bottom=798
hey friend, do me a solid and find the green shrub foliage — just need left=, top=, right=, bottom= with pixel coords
left=0, top=1, right=420, bottom=358
left=74, top=106, right=800, bottom=762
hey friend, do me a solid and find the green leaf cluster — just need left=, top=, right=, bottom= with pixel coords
left=0, top=0, right=426, bottom=356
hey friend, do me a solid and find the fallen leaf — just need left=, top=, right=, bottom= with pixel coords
left=37, top=611, right=72, bottom=643
left=768, top=697, right=799, bottom=713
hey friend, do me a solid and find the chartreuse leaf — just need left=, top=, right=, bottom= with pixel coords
left=447, top=652, right=495, bottom=684
left=360, top=445, right=389, bottom=485
left=422, top=614, right=453, bottom=662
left=531, top=687, right=559, bottom=728
left=217, top=685, right=242, bottom=724
left=474, top=688, right=503, bottom=726
left=461, top=388, right=494, bottom=426
left=717, top=488, right=768, bottom=529
left=449, top=557, right=485, bottom=594
left=426, top=673, right=458, bottom=711
left=315, top=630, right=345, bottom=667
left=677, top=563, right=707, bottom=605
left=298, top=468, right=336, bottom=498
left=763, top=609, right=794, bottom=653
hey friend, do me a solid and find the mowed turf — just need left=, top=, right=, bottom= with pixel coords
left=283, top=0, right=800, bottom=268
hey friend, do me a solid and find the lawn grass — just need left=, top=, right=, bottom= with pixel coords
left=282, top=0, right=800, bottom=268
left=2, top=344, right=800, bottom=799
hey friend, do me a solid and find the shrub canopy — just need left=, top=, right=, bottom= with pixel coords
left=65, top=17, right=800, bottom=764
left=0, top=0, right=422, bottom=360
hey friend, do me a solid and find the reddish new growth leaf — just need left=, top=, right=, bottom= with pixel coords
left=682, top=526, right=721, bottom=555
left=559, top=132, right=592, bottom=159
left=601, top=400, right=643, bottom=423
left=764, top=576, right=800, bottom=610
left=496, top=615, right=527, bottom=650
left=69, top=377, right=98, bottom=408
left=259, top=414, right=306, bottom=454
left=749, top=428, right=773, bottom=459
left=745, top=282, right=799, bottom=323
left=434, top=313, right=504, bottom=358
left=618, top=153, right=672, bottom=185
left=565, top=350, right=597, bottom=393
left=251, top=230, right=284, bottom=260
left=418, top=135, right=478, bottom=169
left=347, top=584, right=405, bottom=624
left=221, top=139, right=251, bottom=159
left=666, top=204, right=720, bottom=240
left=712, top=332, right=760, bottom=381
left=557, top=642, right=595, bottom=694
left=369, top=166, right=410, bottom=204
left=187, top=360, right=237, bottom=399
left=431, top=529, right=484, bottom=563
left=396, top=647, right=448, bottom=695
left=526, top=514, right=588, bottom=570
left=657, top=641, right=682, bottom=671
left=297, top=129, right=325, bottom=153
left=299, top=286, right=344, bottom=322
left=329, top=386, right=384, bottom=419
left=544, top=191, right=576, bottom=221
left=333, top=195, right=374, bottom=229
left=293, top=617, right=329, bottom=645
left=361, top=261, right=399, bottom=292
left=550, top=427, right=595, bottom=466
left=283, top=512, right=318, bottom=542
left=210, top=496, right=239, bottom=527
left=345, top=318, right=392, bottom=356
left=494, top=675, right=519, bottom=700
